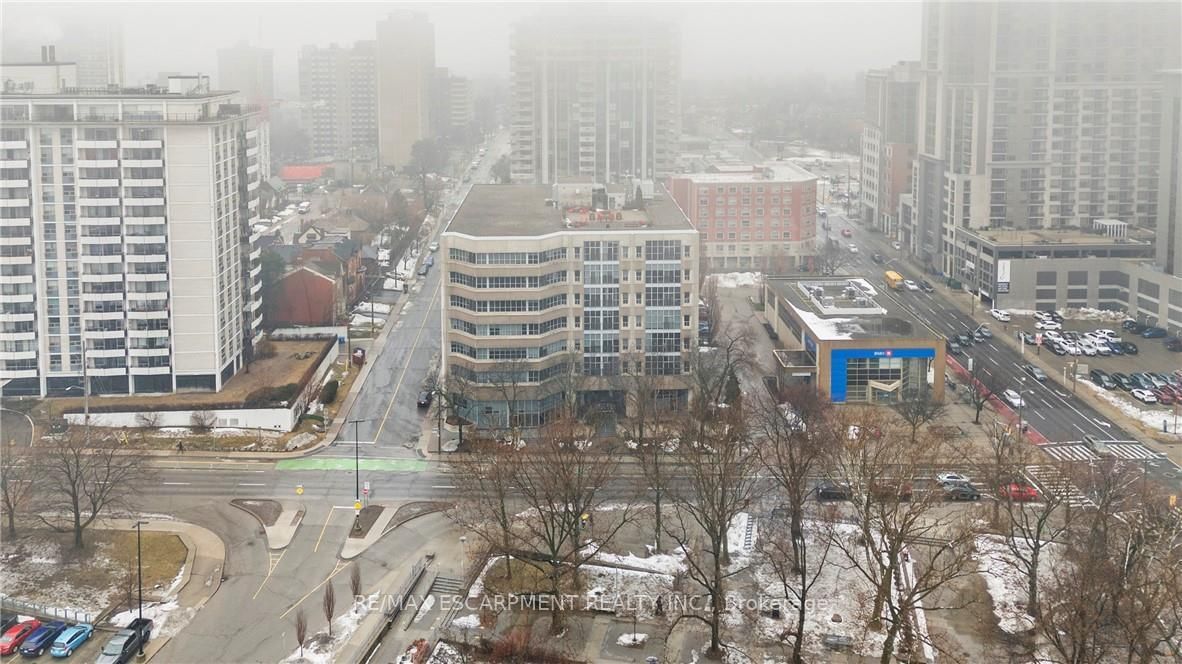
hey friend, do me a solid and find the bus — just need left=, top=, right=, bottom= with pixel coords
left=885, top=271, right=904, bottom=290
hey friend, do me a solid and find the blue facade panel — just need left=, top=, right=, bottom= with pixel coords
left=829, top=347, right=936, bottom=403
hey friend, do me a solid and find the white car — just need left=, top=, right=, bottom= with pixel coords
left=1060, top=342, right=1081, bottom=356
left=1131, top=388, right=1158, bottom=404
left=1076, top=341, right=1097, bottom=356
left=891, top=241, right=902, bottom=251
left=1033, top=311, right=1054, bottom=321
left=903, top=280, right=919, bottom=291
left=1043, top=329, right=1063, bottom=340
left=989, top=309, right=1012, bottom=322
left=1002, top=389, right=1026, bottom=408
left=1035, top=320, right=1062, bottom=330
left=1093, top=328, right=1118, bottom=339
left=428, top=241, right=439, bottom=252
left=936, top=472, right=971, bottom=485
left=848, top=244, right=859, bottom=254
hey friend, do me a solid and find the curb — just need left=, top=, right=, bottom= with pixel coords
left=229, top=500, right=304, bottom=551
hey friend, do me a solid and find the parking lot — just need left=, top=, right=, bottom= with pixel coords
left=1006, top=313, right=1182, bottom=415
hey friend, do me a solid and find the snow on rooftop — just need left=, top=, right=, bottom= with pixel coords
left=790, top=303, right=862, bottom=340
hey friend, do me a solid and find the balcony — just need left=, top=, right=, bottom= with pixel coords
left=77, top=159, right=118, bottom=168
left=125, top=197, right=165, bottom=207
left=89, top=366, right=128, bottom=376
left=77, top=140, right=118, bottom=149
left=128, top=327, right=169, bottom=338
left=124, top=216, right=165, bottom=225
left=250, top=297, right=262, bottom=312
left=121, top=139, right=162, bottom=149
left=123, top=178, right=163, bottom=187
left=247, top=179, right=259, bottom=192
left=0, top=217, right=31, bottom=228
left=84, top=329, right=125, bottom=339
left=0, top=141, right=28, bottom=150
left=126, top=271, right=167, bottom=282
left=81, top=272, right=123, bottom=284
left=126, top=253, right=166, bottom=263
left=0, top=235, right=32, bottom=246
left=86, top=347, right=126, bottom=359
left=127, top=309, right=168, bottom=320
left=252, top=314, right=263, bottom=329
left=0, top=160, right=28, bottom=168
left=3, top=293, right=34, bottom=304
left=80, top=235, right=122, bottom=245
left=81, top=253, right=123, bottom=264
left=82, top=291, right=125, bottom=302
left=129, top=347, right=170, bottom=357
left=79, top=197, right=121, bottom=207
left=129, top=365, right=170, bottom=375
left=0, top=366, right=37, bottom=379
left=0, top=180, right=29, bottom=188
left=249, top=246, right=261, bottom=260
left=125, top=234, right=166, bottom=245
left=251, top=280, right=262, bottom=296
left=246, top=146, right=259, bottom=158
left=78, top=178, right=120, bottom=187
left=0, top=198, right=30, bottom=208
left=122, top=159, right=163, bottom=168
left=127, top=291, right=167, bottom=301
left=0, top=273, right=33, bottom=284
left=0, top=349, right=36, bottom=361
left=80, top=216, right=122, bottom=226
left=250, top=265, right=261, bottom=279
left=0, top=312, right=34, bottom=323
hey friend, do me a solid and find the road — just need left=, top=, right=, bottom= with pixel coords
left=331, top=131, right=510, bottom=459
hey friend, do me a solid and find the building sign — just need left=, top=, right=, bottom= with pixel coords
left=996, top=259, right=1011, bottom=294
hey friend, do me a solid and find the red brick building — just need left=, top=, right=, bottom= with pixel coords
left=269, top=266, right=341, bottom=326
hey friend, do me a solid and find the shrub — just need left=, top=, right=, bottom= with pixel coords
left=254, top=339, right=277, bottom=359
left=319, top=379, right=339, bottom=405
left=190, top=410, right=216, bottom=432
left=244, top=383, right=300, bottom=407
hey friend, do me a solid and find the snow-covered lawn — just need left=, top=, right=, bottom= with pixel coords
left=108, top=564, right=193, bottom=639
left=451, top=614, right=480, bottom=630
left=280, top=592, right=377, bottom=664
left=616, top=632, right=649, bottom=646
left=1081, top=380, right=1181, bottom=437
left=974, top=534, right=1061, bottom=634
left=710, top=272, right=761, bottom=289
left=593, top=549, right=687, bottom=575
left=583, top=564, right=675, bottom=619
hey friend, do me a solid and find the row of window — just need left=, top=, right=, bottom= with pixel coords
left=449, top=339, right=568, bottom=360
left=449, top=270, right=568, bottom=289
left=447, top=242, right=692, bottom=265
left=448, top=247, right=569, bottom=265
left=450, top=361, right=571, bottom=385
left=449, top=316, right=568, bottom=336
left=449, top=294, right=568, bottom=313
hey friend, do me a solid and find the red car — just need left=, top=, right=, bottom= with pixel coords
left=999, top=483, right=1040, bottom=502
left=841, top=228, right=853, bottom=238
left=0, top=619, right=42, bottom=656
left=1152, top=388, right=1175, bottom=405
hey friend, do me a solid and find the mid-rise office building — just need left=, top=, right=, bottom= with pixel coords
left=509, top=18, right=679, bottom=185
left=217, top=42, right=275, bottom=110
left=1158, top=70, right=1182, bottom=280
left=911, top=1, right=1180, bottom=275
left=376, top=12, right=434, bottom=169
left=0, top=67, right=268, bottom=396
left=667, top=163, right=818, bottom=272
left=298, top=42, right=378, bottom=160
left=860, top=61, right=920, bottom=239
left=440, top=184, right=699, bottom=430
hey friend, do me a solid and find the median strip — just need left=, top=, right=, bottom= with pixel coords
left=275, top=458, right=429, bottom=472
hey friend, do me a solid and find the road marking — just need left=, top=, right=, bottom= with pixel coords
left=237, top=483, right=266, bottom=487
left=372, top=273, right=443, bottom=443
left=987, top=356, right=1000, bottom=366
left=252, top=549, right=286, bottom=600
left=276, top=458, right=429, bottom=472
left=279, top=560, right=353, bottom=620
left=336, top=440, right=376, bottom=445
left=431, top=485, right=456, bottom=489
left=314, top=506, right=336, bottom=554
left=161, top=482, right=190, bottom=485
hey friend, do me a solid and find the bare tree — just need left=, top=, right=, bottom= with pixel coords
left=1107, top=497, right=1182, bottom=664
left=322, top=582, right=336, bottom=636
left=619, top=368, right=678, bottom=553
left=663, top=401, right=759, bottom=658
left=815, top=237, right=855, bottom=276
left=134, top=410, right=161, bottom=429
left=295, top=608, right=308, bottom=658
left=0, top=444, right=39, bottom=539
left=1036, top=543, right=1118, bottom=664
left=447, top=439, right=518, bottom=581
left=759, top=513, right=835, bottom=664
left=893, top=387, right=947, bottom=444
left=350, top=564, right=362, bottom=599
left=190, top=410, right=216, bottom=433
left=961, top=359, right=1006, bottom=424
left=823, top=409, right=979, bottom=664
left=35, top=430, right=148, bottom=549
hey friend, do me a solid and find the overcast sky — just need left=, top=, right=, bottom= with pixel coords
left=3, top=1, right=920, bottom=95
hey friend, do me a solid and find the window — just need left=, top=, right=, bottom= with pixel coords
left=683, top=314, right=690, bottom=327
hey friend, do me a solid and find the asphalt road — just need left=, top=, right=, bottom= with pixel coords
left=333, top=131, right=510, bottom=459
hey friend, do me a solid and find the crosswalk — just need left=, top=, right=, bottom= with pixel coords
left=1023, top=464, right=1095, bottom=508
left=1039, top=441, right=1166, bottom=463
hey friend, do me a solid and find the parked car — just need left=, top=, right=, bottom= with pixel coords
left=1111, top=372, right=1134, bottom=390
left=50, top=623, right=94, bottom=658
left=946, top=341, right=963, bottom=355
left=1076, top=340, right=1098, bottom=356
left=1047, top=340, right=1066, bottom=355
left=1119, top=341, right=1139, bottom=354
left=19, top=621, right=67, bottom=658
left=417, top=264, right=429, bottom=276
left=989, top=309, right=1011, bottom=322
left=1165, top=337, right=1182, bottom=352
left=1035, top=320, right=1062, bottom=330
left=936, top=472, right=971, bottom=485
left=1049, top=312, right=1064, bottom=323
left=1021, top=365, right=1045, bottom=381
left=0, top=614, right=17, bottom=634
left=871, top=252, right=884, bottom=264
left=1105, top=340, right=1125, bottom=355
left=1002, top=389, right=1026, bottom=408
left=0, top=620, right=41, bottom=657
left=1122, top=318, right=1144, bottom=332
left=999, top=482, right=1040, bottom=502
left=1142, top=326, right=1168, bottom=339
left=976, top=325, right=993, bottom=339
left=95, top=630, right=140, bottom=664
left=841, top=228, right=853, bottom=238
left=943, top=482, right=981, bottom=501
left=428, top=241, right=439, bottom=252
left=815, top=481, right=851, bottom=501
left=1019, top=332, right=1037, bottom=345
left=1090, top=369, right=1116, bottom=389
left=416, top=390, right=433, bottom=408
left=847, top=244, right=859, bottom=254
left=918, top=280, right=935, bottom=293
left=1153, top=388, right=1176, bottom=405
left=1131, top=388, right=1158, bottom=404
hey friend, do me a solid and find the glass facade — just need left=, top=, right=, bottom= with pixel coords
left=842, top=355, right=929, bottom=403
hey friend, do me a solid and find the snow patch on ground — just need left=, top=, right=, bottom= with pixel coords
left=726, top=512, right=757, bottom=570
left=711, top=272, right=761, bottom=289
left=1080, top=380, right=1181, bottom=437
left=974, top=534, right=1061, bottom=634
left=280, top=592, right=375, bottom=664
left=1061, top=307, right=1129, bottom=322
left=451, top=613, right=480, bottom=630
left=154, top=427, right=282, bottom=439
left=594, top=549, right=687, bottom=575
left=583, top=564, right=675, bottom=619
left=467, top=556, right=502, bottom=599
left=616, top=632, right=649, bottom=646
left=427, top=641, right=464, bottom=664
left=411, top=594, right=435, bottom=624
left=0, top=538, right=116, bottom=619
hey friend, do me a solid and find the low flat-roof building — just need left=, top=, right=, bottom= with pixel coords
left=763, top=276, right=946, bottom=404
left=441, top=184, right=699, bottom=431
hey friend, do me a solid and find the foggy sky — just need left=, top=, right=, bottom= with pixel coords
left=2, top=1, right=920, bottom=96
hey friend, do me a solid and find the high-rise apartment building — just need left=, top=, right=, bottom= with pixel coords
left=667, top=163, right=818, bottom=272
left=298, top=42, right=377, bottom=160
left=440, top=184, right=699, bottom=430
left=0, top=70, right=268, bottom=397
left=860, top=61, right=920, bottom=240
left=376, top=12, right=434, bottom=169
left=218, top=42, right=275, bottom=110
left=432, top=68, right=474, bottom=139
left=1159, top=70, right=1182, bottom=279
left=911, top=1, right=1180, bottom=274
left=509, top=18, right=680, bottom=185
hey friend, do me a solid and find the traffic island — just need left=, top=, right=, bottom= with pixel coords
left=348, top=505, right=385, bottom=539
left=230, top=499, right=303, bottom=550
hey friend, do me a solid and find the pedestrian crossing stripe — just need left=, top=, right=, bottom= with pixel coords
left=1041, top=442, right=1166, bottom=462
left=1023, top=465, right=1095, bottom=508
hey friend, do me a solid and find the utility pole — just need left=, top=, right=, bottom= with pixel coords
left=436, top=387, right=444, bottom=456
left=345, top=418, right=366, bottom=531
left=82, top=343, right=90, bottom=445
left=135, top=520, right=147, bottom=657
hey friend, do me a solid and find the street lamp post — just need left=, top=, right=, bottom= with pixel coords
left=135, top=519, right=148, bottom=658
left=346, top=418, right=365, bottom=531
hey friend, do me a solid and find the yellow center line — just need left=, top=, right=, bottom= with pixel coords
left=313, top=506, right=336, bottom=554
left=372, top=275, right=443, bottom=442
left=251, top=549, right=285, bottom=600
left=278, top=560, right=352, bottom=620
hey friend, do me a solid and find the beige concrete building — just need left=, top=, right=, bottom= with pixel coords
left=376, top=12, right=434, bottom=169
left=440, top=184, right=699, bottom=430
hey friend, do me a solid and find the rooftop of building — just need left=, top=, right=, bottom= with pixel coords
left=768, top=276, right=937, bottom=342
left=0, top=84, right=239, bottom=100
left=445, top=184, right=694, bottom=237
left=962, top=224, right=1154, bottom=247
left=674, top=160, right=817, bottom=184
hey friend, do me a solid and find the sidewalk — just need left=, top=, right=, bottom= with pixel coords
left=91, top=518, right=226, bottom=662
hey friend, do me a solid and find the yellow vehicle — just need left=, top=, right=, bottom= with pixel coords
left=885, top=271, right=905, bottom=290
